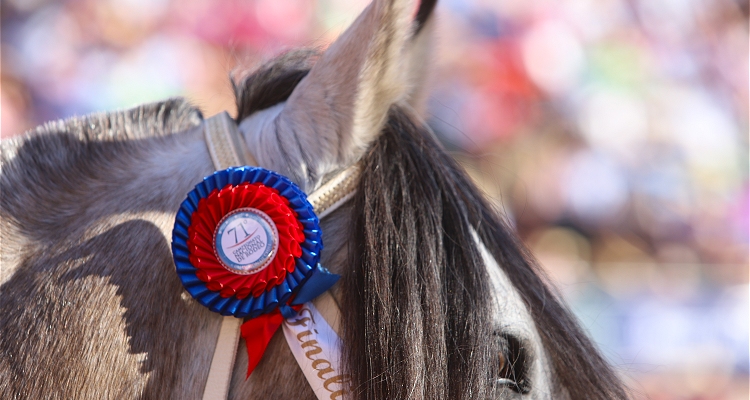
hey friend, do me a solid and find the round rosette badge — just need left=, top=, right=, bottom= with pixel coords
left=171, top=166, right=329, bottom=318
left=214, top=208, right=278, bottom=274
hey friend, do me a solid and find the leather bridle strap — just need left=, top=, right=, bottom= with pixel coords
left=308, top=163, right=360, bottom=220
left=200, top=112, right=357, bottom=400
left=204, top=111, right=257, bottom=168
left=201, top=112, right=248, bottom=400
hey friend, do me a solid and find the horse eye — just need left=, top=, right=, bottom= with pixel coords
left=495, top=334, right=530, bottom=394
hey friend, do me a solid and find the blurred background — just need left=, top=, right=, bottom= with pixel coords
left=1, top=0, right=747, bottom=398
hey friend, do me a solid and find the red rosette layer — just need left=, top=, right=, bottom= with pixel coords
left=186, top=183, right=305, bottom=299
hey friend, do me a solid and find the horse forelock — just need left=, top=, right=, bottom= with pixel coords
left=340, top=107, right=629, bottom=398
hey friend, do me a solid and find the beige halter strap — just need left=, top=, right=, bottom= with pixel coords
left=201, top=112, right=247, bottom=400
left=199, top=112, right=357, bottom=400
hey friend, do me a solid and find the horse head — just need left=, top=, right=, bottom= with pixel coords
left=0, top=0, right=627, bottom=398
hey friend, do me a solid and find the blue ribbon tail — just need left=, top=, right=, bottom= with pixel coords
left=279, top=304, right=298, bottom=319
left=291, top=263, right=340, bottom=305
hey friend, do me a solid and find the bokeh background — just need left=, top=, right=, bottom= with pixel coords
left=2, top=0, right=748, bottom=398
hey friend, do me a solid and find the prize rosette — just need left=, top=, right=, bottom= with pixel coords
left=171, top=166, right=335, bottom=319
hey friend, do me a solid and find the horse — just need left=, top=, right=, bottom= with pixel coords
left=0, top=0, right=628, bottom=398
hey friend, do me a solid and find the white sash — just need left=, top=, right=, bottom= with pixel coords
left=283, top=302, right=348, bottom=399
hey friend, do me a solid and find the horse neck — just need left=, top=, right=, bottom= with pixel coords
left=2, top=125, right=257, bottom=398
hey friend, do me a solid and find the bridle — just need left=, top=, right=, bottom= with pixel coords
left=198, top=112, right=358, bottom=399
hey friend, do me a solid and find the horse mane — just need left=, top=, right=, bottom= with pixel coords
left=234, top=50, right=316, bottom=121
left=233, top=51, right=628, bottom=398
left=10, top=98, right=202, bottom=145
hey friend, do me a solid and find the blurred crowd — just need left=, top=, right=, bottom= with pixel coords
left=2, top=0, right=748, bottom=398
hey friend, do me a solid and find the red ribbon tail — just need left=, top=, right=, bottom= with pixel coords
left=240, top=312, right=285, bottom=378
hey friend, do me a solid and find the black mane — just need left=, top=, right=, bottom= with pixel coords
left=233, top=51, right=628, bottom=399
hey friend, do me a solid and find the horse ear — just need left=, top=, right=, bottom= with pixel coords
left=276, top=0, right=423, bottom=166
left=403, top=0, right=436, bottom=116
left=238, top=0, right=438, bottom=189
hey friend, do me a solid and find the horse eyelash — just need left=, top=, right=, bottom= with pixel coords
left=494, top=332, right=531, bottom=395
